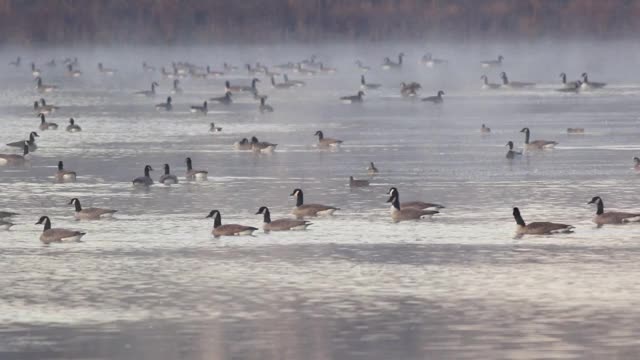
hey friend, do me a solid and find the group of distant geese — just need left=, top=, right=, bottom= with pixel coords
left=0, top=53, right=625, bottom=243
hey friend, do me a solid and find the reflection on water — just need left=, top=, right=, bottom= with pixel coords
left=3, top=42, right=640, bottom=358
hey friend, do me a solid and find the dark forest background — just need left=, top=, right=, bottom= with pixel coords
left=0, top=0, right=638, bottom=44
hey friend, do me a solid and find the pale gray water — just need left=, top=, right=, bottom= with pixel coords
left=2, top=42, right=640, bottom=359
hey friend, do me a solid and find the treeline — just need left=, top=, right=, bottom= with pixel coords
left=0, top=0, right=638, bottom=44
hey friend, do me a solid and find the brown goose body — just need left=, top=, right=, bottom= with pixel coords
left=349, top=176, right=369, bottom=187
left=69, top=198, right=117, bottom=220
left=290, top=189, right=339, bottom=219
left=588, top=196, right=640, bottom=226
left=56, top=161, right=77, bottom=182
left=185, top=157, right=208, bottom=181
left=387, top=188, right=439, bottom=223
left=206, top=210, right=257, bottom=237
left=36, top=216, right=86, bottom=244
left=256, top=207, right=311, bottom=232
left=315, top=130, right=342, bottom=148
left=512, top=207, right=574, bottom=236
left=0, top=143, right=30, bottom=166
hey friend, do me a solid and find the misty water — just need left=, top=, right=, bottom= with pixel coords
left=2, top=42, right=640, bottom=359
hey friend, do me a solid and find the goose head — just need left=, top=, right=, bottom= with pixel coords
left=497, top=55, right=504, bottom=62
left=587, top=196, right=602, bottom=205
left=506, top=141, right=514, bottom=149
left=69, top=118, right=75, bottom=125
left=256, top=206, right=269, bottom=215
left=290, top=188, right=303, bottom=197
left=314, top=130, right=324, bottom=139
left=520, top=127, right=530, bottom=134
left=634, top=157, right=640, bottom=165
left=35, top=215, right=50, bottom=225
left=437, top=90, right=445, bottom=97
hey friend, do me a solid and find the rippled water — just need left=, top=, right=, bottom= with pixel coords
left=2, top=43, right=640, bottom=359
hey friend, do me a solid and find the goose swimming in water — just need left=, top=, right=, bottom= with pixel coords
left=209, top=122, right=222, bottom=133
left=38, top=113, right=58, bottom=131
left=223, top=62, right=238, bottom=72
left=382, top=53, right=404, bottom=70
left=171, top=79, right=183, bottom=94
left=387, top=187, right=439, bottom=223
left=0, top=142, right=30, bottom=166
left=155, top=96, right=172, bottom=111
left=206, top=210, right=258, bottom=238
left=557, top=80, right=581, bottom=93
left=355, top=60, right=371, bottom=72
left=567, top=128, right=584, bottom=134
left=318, top=62, right=337, bottom=74
left=190, top=101, right=208, bottom=114
left=35, top=77, right=57, bottom=92
left=588, top=196, right=640, bottom=226
left=349, top=176, right=369, bottom=187
left=45, top=59, right=56, bottom=68
left=421, top=53, right=447, bottom=67
left=481, top=75, right=500, bottom=90
left=521, top=127, right=557, bottom=150
left=68, top=198, right=117, bottom=220
left=205, top=65, right=225, bottom=78
left=290, top=188, right=339, bottom=219
left=387, top=187, right=444, bottom=211
left=505, top=141, right=522, bottom=159
left=234, top=138, right=252, bottom=150
left=500, top=72, right=535, bottom=88
left=294, top=63, right=316, bottom=76
left=159, top=164, right=179, bottom=185
left=31, top=62, right=41, bottom=77
left=185, top=157, right=208, bottom=181
left=367, top=162, right=378, bottom=175
left=340, top=91, right=364, bottom=104
left=132, top=165, right=153, bottom=187
left=315, top=130, right=343, bottom=148
left=161, top=66, right=175, bottom=79
left=422, top=90, right=444, bottom=103
left=66, top=64, right=82, bottom=77
left=259, top=97, right=274, bottom=113
left=480, top=55, right=503, bottom=68
left=210, top=91, right=232, bottom=105
left=256, top=206, right=311, bottom=232
left=225, top=78, right=260, bottom=94
left=8, top=131, right=39, bottom=152
left=35, top=216, right=86, bottom=244
left=9, top=56, right=21, bottom=67
left=271, top=75, right=294, bottom=89
left=401, top=82, right=421, bottom=97
left=56, top=161, right=76, bottom=182
left=580, top=73, right=606, bottom=90
left=634, top=157, right=640, bottom=171
left=481, top=124, right=491, bottom=134
left=34, top=98, right=59, bottom=114
left=512, top=207, right=574, bottom=237
left=98, top=63, right=116, bottom=76
left=135, top=82, right=158, bottom=97
left=360, top=75, right=381, bottom=90
left=142, top=62, right=156, bottom=72
left=559, top=73, right=580, bottom=89
left=250, top=136, right=277, bottom=153
left=283, top=74, right=305, bottom=87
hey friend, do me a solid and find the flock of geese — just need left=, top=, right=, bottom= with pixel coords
left=0, top=52, right=634, bottom=244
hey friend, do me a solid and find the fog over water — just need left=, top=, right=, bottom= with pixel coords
left=2, top=40, right=640, bottom=359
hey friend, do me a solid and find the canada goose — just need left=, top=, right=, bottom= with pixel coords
left=56, top=161, right=76, bottom=182
left=382, top=53, right=404, bottom=70
left=0, top=219, right=13, bottom=230
left=190, top=101, right=208, bottom=114
left=274, top=62, right=296, bottom=71
left=246, top=64, right=261, bottom=76
left=7, top=132, right=39, bottom=152
left=160, top=66, right=175, bottom=79
left=66, top=64, right=82, bottom=77
left=581, top=73, right=606, bottom=90
left=271, top=75, right=294, bottom=89
left=387, top=187, right=444, bottom=210
left=290, top=188, right=339, bottom=219
left=171, top=79, right=183, bottom=94
left=481, top=75, right=500, bottom=90
left=521, top=127, right=557, bottom=150
left=98, top=63, right=116, bottom=75
left=259, top=97, right=274, bottom=113
left=223, top=62, right=238, bottom=72
left=506, top=141, right=523, bottom=159
left=500, top=72, right=535, bottom=88
left=400, top=82, right=421, bottom=97
left=234, top=138, right=252, bottom=150
left=567, top=128, right=584, bottom=134
left=355, top=60, right=371, bottom=72
left=349, top=176, right=369, bottom=187
left=31, top=62, right=41, bottom=77
left=210, top=91, right=232, bottom=105
left=45, top=59, right=56, bottom=67
left=209, top=122, right=222, bottom=133
left=38, top=113, right=58, bottom=131
left=294, top=63, right=316, bottom=76
left=318, top=63, right=336, bottom=74
left=588, top=196, right=640, bottom=226
left=225, top=78, right=260, bottom=93
left=185, top=157, right=208, bottom=181
left=9, top=56, right=21, bottom=67
left=421, top=53, right=447, bottom=67
left=634, top=157, right=640, bottom=171
left=422, top=90, right=445, bottom=103
left=481, top=124, right=491, bottom=133
left=557, top=80, right=581, bottom=93
left=159, top=164, right=179, bottom=185
left=206, top=210, right=258, bottom=237
left=480, top=55, right=503, bottom=68
left=36, top=216, right=86, bottom=244
left=559, top=73, right=580, bottom=88
left=35, top=77, right=57, bottom=92
left=155, top=96, right=172, bottom=111
left=132, top=165, right=153, bottom=187
left=283, top=74, right=305, bottom=87
left=360, top=75, right=381, bottom=90
left=0, top=211, right=18, bottom=219
left=386, top=188, right=439, bottom=223
left=0, top=142, right=30, bottom=166
left=512, top=207, right=574, bottom=237
left=68, top=198, right=117, bottom=220
left=256, top=206, right=311, bottom=232
left=205, top=66, right=224, bottom=78
left=142, top=62, right=156, bottom=72
left=34, top=98, right=59, bottom=114
left=340, top=91, right=364, bottom=104
left=367, top=162, right=378, bottom=175
left=250, top=136, right=277, bottom=153
left=314, top=130, right=343, bottom=148
left=135, top=82, right=158, bottom=97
